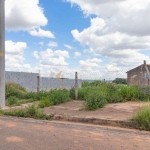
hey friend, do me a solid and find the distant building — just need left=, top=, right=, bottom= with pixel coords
left=126, top=61, right=150, bottom=86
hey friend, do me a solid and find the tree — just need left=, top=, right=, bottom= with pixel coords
left=112, top=78, right=127, bottom=84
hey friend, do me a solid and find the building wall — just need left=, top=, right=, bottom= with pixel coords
left=127, top=65, right=150, bottom=86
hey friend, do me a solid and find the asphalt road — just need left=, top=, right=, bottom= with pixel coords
left=0, top=116, right=150, bottom=150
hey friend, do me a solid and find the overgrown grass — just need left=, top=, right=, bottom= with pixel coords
left=5, top=81, right=150, bottom=111
left=5, top=83, right=71, bottom=107
left=38, top=89, right=70, bottom=108
left=131, top=105, right=150, bottom=130
left=76, top=81, right=150, bottom=110
left=84, top=92, right=107, bottom=110
left=5, top=82, right=26, bottom=99
left=2, top=105, right=54, bottom=120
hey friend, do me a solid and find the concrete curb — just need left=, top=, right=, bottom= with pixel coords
left=52, top=115, right=141, bottom=130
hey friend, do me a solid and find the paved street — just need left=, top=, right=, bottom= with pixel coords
left=0, top=116, right=150, bottom=150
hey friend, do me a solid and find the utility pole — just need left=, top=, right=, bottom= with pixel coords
left=0, top=0, right=5, bottom=107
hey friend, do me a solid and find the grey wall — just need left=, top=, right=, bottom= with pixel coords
left=5, top=71, right=82, bottom=92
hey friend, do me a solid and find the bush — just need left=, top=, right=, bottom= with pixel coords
left=112, top=78, right=127, bottom=84
left=49, top=89, right=70, bottom=105
left=131, top=105, right=150, bottom=130
left=6, top=96, right=19, bottom=106
left=4, top=105, right=53, bottom=120
left=38, top=97, right=53, bottom=108
left=84, top=92, right=107, bottom=110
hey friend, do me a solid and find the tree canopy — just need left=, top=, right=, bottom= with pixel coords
left=112, top=78, right=127, bottom=84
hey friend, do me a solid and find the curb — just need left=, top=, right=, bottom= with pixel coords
left=52, top=115, right=141, bottom=130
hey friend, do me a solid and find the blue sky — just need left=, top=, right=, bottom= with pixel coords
left=5, top=0, right=150, bottom=79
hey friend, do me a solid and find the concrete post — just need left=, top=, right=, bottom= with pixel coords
left=0, top=0, right=5, bottom=107
left=75, top=72, right=78, bottom=100
left=37, top=75, right=40, bottom=93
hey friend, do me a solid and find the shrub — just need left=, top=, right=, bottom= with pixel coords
left=6, top=96, right=19, bottom=106
left=38, top=97, right=53, bottom=108
left=84, top=92, right=107, bottom=110
left=4, top=105, right=53, bottom=120
left=131, top=105, right=150, bottom=130
left=49, top=89, right=70, bottom=105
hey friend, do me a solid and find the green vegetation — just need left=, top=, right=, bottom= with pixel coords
left=131, top=105, right=150, bottom=130
left=74, top=81, right=150, bottom=110
left=38, top=89, right=70, bottom=108
left=5, top=82, right=70, bottom=107
left=112, top=78, right=127, bottom=84
left=5, top=81, right=150, bottom=111
left=85, top=92, right=107, bottom=110
left=1, top=105, right=54, bottom=120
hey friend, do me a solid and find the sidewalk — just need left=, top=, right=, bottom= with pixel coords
left=2, top=100, right=149, bottom=130
left=43, top=100, right=149, bottom=129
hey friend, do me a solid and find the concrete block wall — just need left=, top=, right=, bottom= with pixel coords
left=5, top=71, right=82, bottom=92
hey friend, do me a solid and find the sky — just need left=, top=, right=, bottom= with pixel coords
left=5, top=0, right=150, bottom=80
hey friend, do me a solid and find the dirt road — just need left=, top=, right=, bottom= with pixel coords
left=0, top=116, right=150, bottom=150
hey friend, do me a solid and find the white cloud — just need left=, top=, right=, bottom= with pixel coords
left=47, top=42, right=58, bottom=47
left=71, top=17, right=150, bottom=70
left=33, top=49, right=69, bottom=67
left=64, top=44, right=73, bottom=50
left=74, top=51, right=81, bottom=57
left=39, top=42, right=44, bottom=46
left=65, top=0, right=150, bottom=76
left=5, top=0, right=48, bottom=31
left=5, top=40, right=29, bottom=69
left=29, top=28, right=55, bottom=38
left=79, top=58, right=102, bottom=69
left=33, top=51, right=39, bottom=59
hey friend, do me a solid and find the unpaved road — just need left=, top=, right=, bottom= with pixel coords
left=0, top=116, right=150, bottom=150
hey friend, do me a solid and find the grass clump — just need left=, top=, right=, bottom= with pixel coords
left=6, top=96, right=19, bottom=106
left=5, top=82, right=26, bottom=99
left=49, top=89, right=70, bottom=105
left=131, top=105, right=150, bottom=130
left=38, top=89, right=70, bottom=108
left=38, top=97, right=53, bottom=108
left=4, top=105, right=53, bottom=120
left=84, top=92, right=107, bottom=110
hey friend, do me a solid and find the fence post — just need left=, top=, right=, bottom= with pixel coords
left=75, top=72, right=78, bottom=100
left=37, top=74, right=40, bottom=93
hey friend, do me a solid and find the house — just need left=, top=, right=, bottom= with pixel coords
left=126, top=60, right=150, bottom=86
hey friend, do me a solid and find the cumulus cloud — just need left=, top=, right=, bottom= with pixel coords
left=29, top=28, right=55, bottom=38
left=79, top=58, right=102, bottom=69
left=5, top=40, right=29, bottom=69
left=47, top=42, right=58, bottom=47
left=5, top=0, right=48, bottom=31
left=74, top=51, right=81, bottom=57
left=65, top=0, right=150, bottom=75
left=33, top=49, right=69, bottom=67
left=71, top=17, right=150, bottom=70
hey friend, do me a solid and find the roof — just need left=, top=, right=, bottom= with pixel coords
left=126, top=64, right=150, bottom=73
